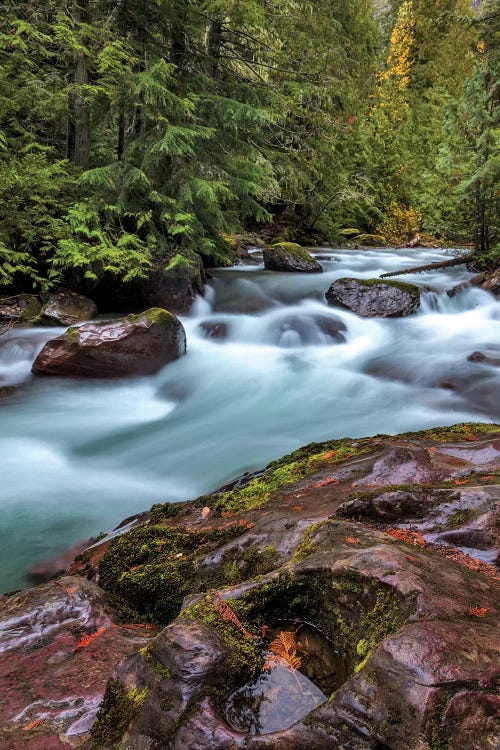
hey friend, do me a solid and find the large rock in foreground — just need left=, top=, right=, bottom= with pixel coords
left=263, top=242, right=323, bottom=273
left=38, top=290, right=97, bottom=326
left=32, top=308, right=186, bottom=378
left=326, top=277, right=421, bottom=317
left=0, top=577, right=154, bottom=750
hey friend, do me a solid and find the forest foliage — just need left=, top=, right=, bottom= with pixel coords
left=0, top=0, right=498, bottom=292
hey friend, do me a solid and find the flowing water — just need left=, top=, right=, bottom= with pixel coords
left=1, top=248, right=499, bottom=592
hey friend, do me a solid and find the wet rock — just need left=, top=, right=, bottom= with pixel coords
left=482, top=267, right=500, bottom=297
left=93, top=251, right=205, bottom=315
left=354, top=446, right=446, bottom=487
left=0, top=294, right=42, bottom=324
left=434, top=527, right=496, bottom=550
left=198, top=321, right=229, bottom=340
left=38, top=291, right=97, bottom=326
left=96, top=522, right=500, bottom=750
left=0, top=577, right=153, bottom=750
left=27, top=539, right=94, bottom=585
left=6, top=424, right=500, bottom=750
left=338, top=489, right=430, bottom=521
left=268, top=313, right=346, bottom=347
left=263, top=243, right=323, bottom=274
left=32, top=308, right=186, bottom=378
left=444, top=691, right=500, bottom=750
left=468, top=351, right=500, bottom=367
left=326, top=277, right=421, bottom=317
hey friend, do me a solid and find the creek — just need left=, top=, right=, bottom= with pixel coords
left=0, top=247, right=499, bottom=592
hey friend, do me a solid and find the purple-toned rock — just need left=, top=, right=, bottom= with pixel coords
left=38, top=290, right=97, bottom=326
left=0, top=577, right=153, bottom=750
left=31, top=308, right=186, bottom=378
left=326, top=277, right=420, bottom=317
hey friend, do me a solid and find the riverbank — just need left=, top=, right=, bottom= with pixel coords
left=1, top=422, right=498, bottom=749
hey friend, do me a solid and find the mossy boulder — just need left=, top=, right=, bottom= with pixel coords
left=92, top=249, right=205, bottom=315
left=31, top=308, right=186, bottom=378
left=358, top=233, right=386, bottom=247
left=37, top=290, right=97, bottom=326
left=338, top=228, right=361, bottom=239
left=263, top=242, right=323, bottom=274
left=326, top=277, right=421, bottom=317
left=0, top=294, right=42, bottom=324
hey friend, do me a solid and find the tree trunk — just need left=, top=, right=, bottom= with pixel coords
left=117, top=107, right=125, bottom=161
left=68, top=0, right=90, bottom=168
left=208, top=17, right=224, bottom=79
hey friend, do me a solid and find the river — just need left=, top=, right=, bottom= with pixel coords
left=0, top=247, right=499, bottom=592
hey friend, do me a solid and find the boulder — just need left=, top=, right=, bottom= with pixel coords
left=37, top=290, right=97, bottom=326
left=326, top=277, right=421, bottom=317
left=0, top=577, right=153, bottom=750
left=263, top=243, right=323, bottom=274
left=267, top=313, right=346, bottom=347
left=198, top=321, right=229, bottom=340
left=468, top=351, right=500, bottom=367
left=93, top=251, right=205, bottom=315
left=0, top=294, right=41, bottom=324
left=31, top=308, right=186, bottom=378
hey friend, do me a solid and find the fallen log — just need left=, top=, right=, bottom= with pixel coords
left=380, top=253, right=474, bottom=278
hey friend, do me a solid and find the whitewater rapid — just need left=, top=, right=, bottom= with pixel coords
left=0, top=248, right=499, bottom=591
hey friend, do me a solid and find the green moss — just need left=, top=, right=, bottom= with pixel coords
left=339, top=277, right=420, bottom=295
left=216, top=543, right=280, bottom=586
left=242, top=569, right=411, bottom=686
left=292, top=522, right=324, bottom=561
left=398, top=422, right=499, bottom=442
left=179, top=596, right=261, bottom=691
left=149, top=501, right=183, bottom=524
left=99, top=523, right=248, bottom=624
left=430, top=688, right=455, bottom=750
left=209, top=438, right=370, bottom=513
left=269, top=242, right=315, bottom=262
left=127, top=307, right=177, bottom=326
left=358, top=234, right=386, bottom=246
left=65, top=325, right=80, bottom=341
left=338, top=228, right=361, bottom=239
left=139, top=645, right=172, bottom=679
left=21, top=298, right=42, bottom=321
left=90, top=680, right=146, bottom=749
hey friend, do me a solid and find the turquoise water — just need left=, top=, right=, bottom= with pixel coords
left=1, top=248, right=498, bottom=592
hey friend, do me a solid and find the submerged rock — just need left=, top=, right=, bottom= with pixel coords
left=38, top=290, right=97, bottom=326
left=263, top=243, right=323, bottom=274
left=326, top=277, right=421, bottom=317
left=468, top=351, right=500, bottom=367
left=198, top=321, right=229, bottom=340
left=31, top=308, right=186, bottom=378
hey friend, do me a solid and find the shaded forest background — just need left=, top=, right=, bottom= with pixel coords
left=0, top=0, right=498, bottom=296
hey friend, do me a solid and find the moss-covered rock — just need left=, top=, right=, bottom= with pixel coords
left=263, top=242, right=323, bottom=273
left=89, top=679, right=146, bottom=749
left=326, top=277, right=421, bottom=317
left=31, top=307, right=186, bottom=378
